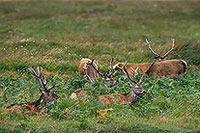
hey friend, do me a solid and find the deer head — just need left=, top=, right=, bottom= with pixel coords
left=117, top=62, right=146, bottom=95
left=28, top=67, right=60, bottom=107
left=87, top=58, right=118, bottom=87
left=146, top=38, right=175, bottom=62
left=82, top=59, right=98, bottom=82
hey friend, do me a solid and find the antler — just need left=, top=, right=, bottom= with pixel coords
left=28, top=67, right=55, bottom=91
left=116, top=62, right=127, bottom=75
left=146, top=38, right=160, bottom=57
left=137, top=68, right=144, bottom=84
left=107, top=58, right=115, bottom=77
left=146, top=38, right=175, bottom=61
left=88, top=58, right=117, bottom=87
left=117, top=63, right=144, bottom=85
left=162, top=38, right=175, bottom=58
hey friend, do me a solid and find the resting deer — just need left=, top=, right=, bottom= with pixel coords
left=78, top=58, right=98, bottom=82
left=99, top=63, right=146, bottom=105
left=114, top=39, right=187, bottom=79
left=28, top=67, right=60, bottom=107
left=5, top=67, right=60, bottom=114
left=70, top=58, right=118, bottom=99
left=88, top=58, right=118, bottom=87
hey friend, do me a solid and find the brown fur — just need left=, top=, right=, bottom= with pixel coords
left=115, top=59, right=187, bottom=79
left=98, top=90, right=135, bottom=105
left=114, top=62, right=151, bottom=76
left=5, top=102, right=40, bottom=115
left=70, top=89, right=134, bottom=104
left=146, top=59, right=187, bottom=79
left=78, top=58, right=98, bottom=82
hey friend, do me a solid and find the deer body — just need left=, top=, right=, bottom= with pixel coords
left=99, top=90, right=137, bottom=105
left=5, top=102, right=40, bottom=115
left=78, top=58, right=98, bottom=82
left=114, top=62, right=151, bottom=76
left=115, top=59, right=186, bottom=79
left=98, top=63, right=146, bottom=105
left=115, top=39, right=187, bottom=79
left=147, top=59, right=187, bottom=79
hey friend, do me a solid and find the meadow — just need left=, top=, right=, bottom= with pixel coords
left=0, top=0, right=200, bottom=132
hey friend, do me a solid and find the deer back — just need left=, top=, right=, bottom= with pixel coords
left=5, top=102, right=40, bottom=115
left=146, top=59, right=187, bottom=79
left=99, top=93, right=128, bottom=105
left=114, top=62, right=151, bottom=76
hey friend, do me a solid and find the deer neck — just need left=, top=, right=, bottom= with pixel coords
left=125, top=89, right=137, bottom=102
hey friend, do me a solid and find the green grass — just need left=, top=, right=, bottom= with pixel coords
left=0, top=0, right=200, bottom=132
left=0, top=70, right=199, bottom=132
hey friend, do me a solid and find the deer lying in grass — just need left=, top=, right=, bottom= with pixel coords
left=70, top=63, right=146, bottom=104
left=78, top=58, right=98, bottom=82
left=70, top=58, right=119, bottom=100
left=5, top=102, right=40, bottom=115
left=114, top=39, right=187, bottom=79
left=5, top=67, right=60, bottom=114
left=99, top=63, right=146, bottom=105
left=88, top=58, right=118, bottom=87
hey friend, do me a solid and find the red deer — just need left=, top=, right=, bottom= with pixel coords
left=88, top=58, right=118, bottom=87
left=114, top=39, right=187, bottom=79
left=5, top=67, right=60, bottom=114
left=70, top=58, right=119, bottom=100
left=4, top=102, right=40, bottom=115
left=99, top=63, right=146, bottom=105
left=78, top=58, right=98, bottom=82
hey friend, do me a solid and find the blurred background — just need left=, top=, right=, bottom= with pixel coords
left=0, top=0, right=199, bottom=75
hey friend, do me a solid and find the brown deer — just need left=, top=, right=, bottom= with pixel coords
left=88, top=58, right=118, bottom=87
left=5, top=67, right=60, bottom=114
left=78, top=58, right=98, bottom=82
left=28, top=67, right=60, bottom=107
left=99, top=63, right=146, bottom=105
left=4, top=102, right=40, bottom=115
left=114, top=39, right=187, bottom=79
left=145, top=39, right=187, bottom=78
left=70, top=58, right=118, bottom=100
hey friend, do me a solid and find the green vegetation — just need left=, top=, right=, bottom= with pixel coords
left=0, top=0, right=199, bottom=132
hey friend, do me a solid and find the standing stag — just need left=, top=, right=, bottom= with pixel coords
left=5, top=67, right=60, bottom=114
left=99, top=63, right=146, bottom=105
left=78, top=58, right=98, bottom=82
left=114, top=39, right=187, bottom=79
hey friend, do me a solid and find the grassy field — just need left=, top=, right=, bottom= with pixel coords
left=0, top=0, right=200, bottom=132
